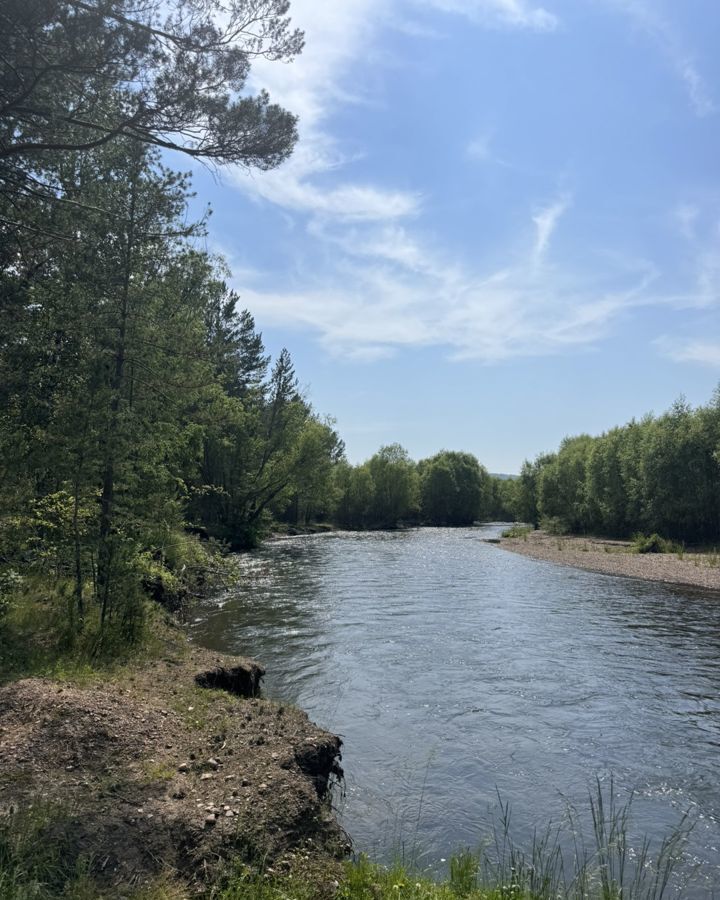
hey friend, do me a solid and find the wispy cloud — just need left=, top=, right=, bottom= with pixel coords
left=657, top=338, right=720, bottom=368
left=418, top=0, right=558, bottom=31
left=221, top=0, right=714, bottom=367
left=532, top=195, right=571, bottom=263
left=238, top=151, right=422, bottom=222
left=603, top=0, right=716, bottom=117
left=232, top=0, right=558, bottom=225
left=233, top=197, right=662, bottom=363
left=230, top=0, right=421, bottom=223
left=677, top=58, right=716, bottom=118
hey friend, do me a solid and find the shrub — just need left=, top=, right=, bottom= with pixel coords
left=0, top=570, right=23, bottom=620
left=632, top=533, right=674, bottom=554
left=539, top=516, right=569, bottom=535
left=501, top=525, right=532, bottom=539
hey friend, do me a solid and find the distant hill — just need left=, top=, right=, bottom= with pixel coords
left=490, top=473, right=518, bottom=481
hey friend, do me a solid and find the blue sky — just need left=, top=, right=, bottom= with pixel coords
left=187, top=0, right=720, bottom=473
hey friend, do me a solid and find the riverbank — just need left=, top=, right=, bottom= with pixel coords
left=498, top=529, right=720, bottom=591
left=0, top=633, right=347, bottom=898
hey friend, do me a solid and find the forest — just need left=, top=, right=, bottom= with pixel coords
left=2, top=0, right=719, bottom=659
left=0, top=0, right=341, bottom=646
left=0, top=0, right=514, bottom=650
left=512, top=394, right=720, bottom=544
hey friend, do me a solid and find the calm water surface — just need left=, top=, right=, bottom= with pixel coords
left=191, top=526, right=720, bottom=894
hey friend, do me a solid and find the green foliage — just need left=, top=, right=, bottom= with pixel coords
left=331, top=448, right=509, bottom=532
left=368, top=445, right=420, bottom=529
left=538, top=516, right=569, bottom=536
left=449, top=850, right=479, bottom=896
left=332, top=461, right=377, bottom=529
left=0, top=575, right=165, bottom=684
left=0, top=0, right=303, bottom=180
left=631, top=534, right=675, bottom=555
left=0, top=570, right=22, bottom=620
left=331, top=445, right=419, bottom=531
left=501, top=525, right=532, bottom=539
left=0, top=802, right=79, bottom=899
left=419, top=452, right=491, bottom=526
left=0, top=0, right=343, bottom=652
left=515, top=391, right=720, bottom=543
left=487, top=478, right=518, bottom=522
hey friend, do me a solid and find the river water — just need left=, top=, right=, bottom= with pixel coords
left=190, top=525, right=720, bottom=895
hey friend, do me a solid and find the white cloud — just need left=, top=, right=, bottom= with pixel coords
left=237, top=154, right=422, bottom=222
left=657, top=338, right=720, bottom=368
left=603, top=0, right=716, bottom=117
left=230, top=0, right=558, bottom=224
left=232, top=198, right=662, bottom=363
left=677, top=58, right=716, bottom=118
left=218, top=0, right=718, bottom=367
left=417, top=0, right=558, bottom=31
left=228, top=0, right=419, bottom=223
left=532, top=195, right=571, bottom=263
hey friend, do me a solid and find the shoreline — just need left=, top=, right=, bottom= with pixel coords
left=497, top=530, right=720, bottom=593
left=0, top=636, right=347, bottom=896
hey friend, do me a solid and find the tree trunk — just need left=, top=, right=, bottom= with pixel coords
left=97, top=168, right=137, bottom=628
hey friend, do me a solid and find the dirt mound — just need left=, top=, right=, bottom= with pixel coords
left=0, top=645, right=347, bottom=895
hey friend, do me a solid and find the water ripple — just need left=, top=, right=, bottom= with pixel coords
left=191, top=526, right=720, bottom=895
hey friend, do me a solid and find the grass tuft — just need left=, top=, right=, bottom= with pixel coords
left=501, top=526, right=532, bottom=540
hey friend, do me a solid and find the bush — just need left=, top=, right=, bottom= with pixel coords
left=501, top=525, right=532, bottom=539
left=632, top=533, right=675, bottom=554
left=539, top=516, right=570, bottom=535
left=0, top=570, right=23, bottom=620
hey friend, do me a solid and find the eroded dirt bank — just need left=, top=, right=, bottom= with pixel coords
left=499, top=530, right=720, bottom=592
left=0, top=640, right=347, bottom=896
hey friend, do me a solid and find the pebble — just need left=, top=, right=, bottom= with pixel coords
left=207, top=758, right=219, bottom=770
left=204, top=814, right=216, bottom=826
left=178, top=763, right=189, bottom=773
left=200, top=773, right=213, bottom=781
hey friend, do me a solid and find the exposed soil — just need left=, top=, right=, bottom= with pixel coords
left=498, top=530, right=720, bottom=592
left=0, top=638, right=348, bottom=896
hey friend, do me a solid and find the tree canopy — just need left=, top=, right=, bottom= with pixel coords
left=511, top=393, right=720, bottom=543
left=1, top=0, right=302, bottom=212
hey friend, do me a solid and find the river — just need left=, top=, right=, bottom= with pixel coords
left=190, top=525, right=720, bottom=895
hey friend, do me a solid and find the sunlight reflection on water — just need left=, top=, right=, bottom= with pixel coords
left=191, top=526, right=720, bottom=896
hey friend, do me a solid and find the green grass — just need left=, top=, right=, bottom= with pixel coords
left=0, top=802, right=189, bottom=899
left=501, top=526, right=532, bottom=540
left=0, top=772, right=695, bottom=900
left=213, top=781, right=693, bottom=900
left=0, top=574, right=175, bottom=686
left=630, top=534, right=679, bottom=555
